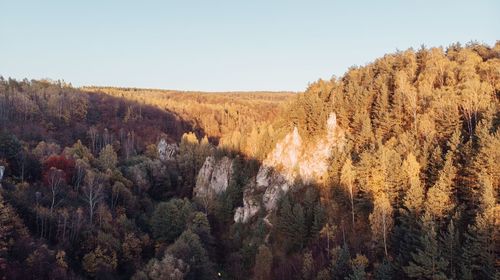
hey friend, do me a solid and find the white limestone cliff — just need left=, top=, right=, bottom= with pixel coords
left=234, top=113, right=345, bottom=223
left=193, top=156, right=233, bottom=201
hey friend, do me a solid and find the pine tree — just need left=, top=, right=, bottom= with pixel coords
left=393, top=153, right=425, bottom=276
left=404, top=214, right=449, bottom=280
left=330, top=244, right=352, bottom=279
left=402, top=152, right=424, bottom=212
left=425, top=152, right=456, bottom=221
left=461, top=174, right=499, bottom=280
left=276, top=197, right=306, bottom=252
left=374, top=259, right=394, bottom=280
left=167, top=230, right=214, bottom=280
left=426, top=145, right=444, bottom=188
left=150, top=198, right=193, bottom=243
left=439, top=218, right=460, bottom=279
left=347, top=254, right=368, bottom=280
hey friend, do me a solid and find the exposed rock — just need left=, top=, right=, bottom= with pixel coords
left=234, top=113, right=345, bottom=223
left=258, top=166, right=290, bottom=211
left=263, top=113, right=344, bottom=184
left=157, top=139, right=178, bottom=161
left=0, top=166, right=4, bottom=182
left=194, top=156, right=233, bottom=201
left=0, top=166, right=4, bottom=188
left=234, top=181, right=261, bottom=223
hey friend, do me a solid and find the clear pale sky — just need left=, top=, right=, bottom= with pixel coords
left=1, top=0, right=499, bottom=91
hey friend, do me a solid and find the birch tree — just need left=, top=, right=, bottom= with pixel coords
left=82, top=171, right=103, bottom=225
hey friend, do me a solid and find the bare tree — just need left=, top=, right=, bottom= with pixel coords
left=82, top=171, right=104, bottom=225
left=73, top=159, right=87, bottom=192
left=46, top=167, right=65, bottom=214
left=460, top=80, right=491, bottom=139
left=341, top=157, right=356, bottom=228
left=88, top=126, right=98, bottom=154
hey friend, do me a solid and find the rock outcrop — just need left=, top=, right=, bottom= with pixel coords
left=234, top=113, right=345, bottom=223
left=263, top=113, right=344, bottom=184
left=193, top=156, right=233, bottom=201
left=234, top=181, right=262, bottom=223
left=0, top=166, right=4, bottom=188
left=157, top=139, right=178, bottom=161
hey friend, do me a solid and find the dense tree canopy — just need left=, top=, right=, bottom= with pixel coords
left=0, top=41, right=499, bottom=279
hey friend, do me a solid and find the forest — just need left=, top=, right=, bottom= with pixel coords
left=0, top=41, right=499, bottom=280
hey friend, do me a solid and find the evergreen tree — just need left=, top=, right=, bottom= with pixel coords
left=461, top=174, right=499, bottom=280
left=330, top=245, right=352, bottom=279
left=167, top=230, right=214, bottom=280
left=374, top=259, right=394, bottom=280
left=347, top=254, right=368, bottom=280
left=276, top=197, right=306, bottom=252
left=393, top=154, right=425, bottom=276
left=402, top=152, right=424, bottom=212
left=439, top=218, right=460, bottom=279
left=425, top=152, right=456, bottom=221
left=404, top=214, right=449, bottom=280
left=150, top=198, right=193, bottom=242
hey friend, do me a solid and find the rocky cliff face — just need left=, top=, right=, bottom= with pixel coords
left=234, top=113, right=345, bottom=223
left=192, top=113, right=345, bottom=223
left=193, top=156, right=233, bottom=201
left=234, top=181, right=262, bottom=224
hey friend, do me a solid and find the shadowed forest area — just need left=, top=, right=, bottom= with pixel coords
left=82, top=87, right=295, bottom=148
left=0, top=42, right=499, bottom=280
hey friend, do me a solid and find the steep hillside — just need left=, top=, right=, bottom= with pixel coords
left=0, top=42, right=499, bottom=280
left=196, top=42, right=500, bottom=279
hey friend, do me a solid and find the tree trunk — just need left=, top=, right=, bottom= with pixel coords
left=383, top=208, right=388, bottom=257
left=350, top=187, right=355, bottom=230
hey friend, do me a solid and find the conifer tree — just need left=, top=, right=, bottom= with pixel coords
left=330, top=244, right=352, bottom=279
left=374, top=259, right=394, bottom=280
left=425, top=152, right=456, bottom=221
left=404, top=214, right=449, bottom=280
left=402, top=152, right=424, bottom=212
left=461, top=174, right=499, bottom=280
left=347, top=254, right=368, bottom=280
left=393, top=153, right=425, bottom=275
left=276, top=197, right=306, bottom=252
left=439, top=218, right=460, bottom=279
left=426, top=145, right=444, bottom=188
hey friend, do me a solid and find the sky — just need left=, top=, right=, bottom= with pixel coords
left=0, top=0, right=499, bottom=92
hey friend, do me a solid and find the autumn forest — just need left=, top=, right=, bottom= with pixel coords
left=0, top=42, right=499, bottom=280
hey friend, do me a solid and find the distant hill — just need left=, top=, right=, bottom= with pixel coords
left=83, top=86, right=295, bottom=151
